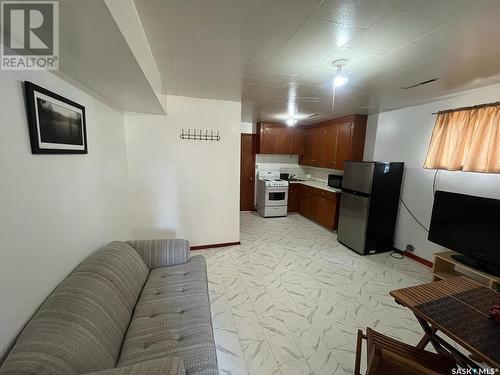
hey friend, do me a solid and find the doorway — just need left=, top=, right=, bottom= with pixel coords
left=240, top=134, right=256, bottom=211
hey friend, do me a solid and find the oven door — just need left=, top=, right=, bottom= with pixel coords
left=265, top=186, right=288, bottom=206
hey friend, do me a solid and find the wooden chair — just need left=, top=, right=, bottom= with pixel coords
left=354, top=328, right=457, bottom=375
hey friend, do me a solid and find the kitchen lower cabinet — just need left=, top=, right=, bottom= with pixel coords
left=288, top=183, right=301, bottom=212
left=299, top=188, right=317, bottom=221
left=296, top=184, right=339, bottom=230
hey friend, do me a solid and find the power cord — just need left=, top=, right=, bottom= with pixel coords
left=390, top=249, right=404, bottom=259
left=392, top=170, right=440, bottom=259
left=399, top=198, right=430, bottom=232
left=398, top=169, right=439, bottom=234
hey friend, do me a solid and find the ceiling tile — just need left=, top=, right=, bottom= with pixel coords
left=315, top=46, right=382, bottom=73
left=315, top=0, right=394, bottom=28
left=388, top=0, right=492, bottom=23
left=297, top=68, right=336, bottom=88
left=243, top=85, right=286, bottom=103
left=348, top=43, right=443, bottom=87
left=267, top=18, right=364, bottom=75
left=252, top=71, right=298, bottom=88
left=136, top=0, right=500, bottom=124
left=345, top=10, right=441, bottom=55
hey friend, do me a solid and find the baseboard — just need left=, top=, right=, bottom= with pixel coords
left=404, top=251, right=433, bottom=268
left=191, top=241, right=240, bottom=250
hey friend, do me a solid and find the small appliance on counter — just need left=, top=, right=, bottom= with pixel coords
left=328, top=174, right=343, bottom=189
left=337, top=161, right=404, bottom=255
left=257, top=170, right=289, bottom=218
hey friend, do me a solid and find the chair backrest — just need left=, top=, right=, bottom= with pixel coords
left=0, top=242, right=149, bottom=375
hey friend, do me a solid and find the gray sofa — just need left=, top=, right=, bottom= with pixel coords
left=0, top=240, right=218, bottom=375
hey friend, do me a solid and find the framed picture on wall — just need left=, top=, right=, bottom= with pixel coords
left=24, top=81, right=87, bottom=154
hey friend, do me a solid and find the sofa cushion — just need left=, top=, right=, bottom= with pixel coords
left=117, top=256, right=217, bottom=375
left=126, top=239, right=190, bottom=270
left=74, top=241, right=149, bottom=312
left=83, top=357, right=185, bottom=375
left=0, top=242, right=149, bottom=375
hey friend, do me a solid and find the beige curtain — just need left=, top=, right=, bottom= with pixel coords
left=424, top=105, right=500, bottom=173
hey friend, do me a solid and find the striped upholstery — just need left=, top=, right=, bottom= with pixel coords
left=0, top=241, right=217, bottom=375
left=75, top=241, right=149, bottom=311
left=84, top=357, right=185, bottom=375
left=0, top=242, right=149, bottom=375
left=127, top=239, right=190, bottom=270
left=118, top=256, right=218, bottom=375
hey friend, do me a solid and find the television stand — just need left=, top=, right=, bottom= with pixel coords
left=432, top=251, right=500, bottom=290
left=451, top=254, right=500, bottom=277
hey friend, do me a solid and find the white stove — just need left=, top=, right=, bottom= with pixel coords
left=261, top=178, right=289, bottom=187
left=257, top=170, right=289, bottom=217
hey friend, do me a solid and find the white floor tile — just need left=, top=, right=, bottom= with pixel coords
left=196, top=212, right=432, bottom=375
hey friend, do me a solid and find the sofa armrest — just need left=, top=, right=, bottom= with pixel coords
left=83, top=358, right=185, bottom=375
left=126, top=239, right=190, bottom=269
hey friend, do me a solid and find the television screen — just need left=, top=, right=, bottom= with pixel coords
left=428, top=191, right=500, bottom=268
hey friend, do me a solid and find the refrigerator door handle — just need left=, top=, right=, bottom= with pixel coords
left=341, top=188, right=370, bottom=198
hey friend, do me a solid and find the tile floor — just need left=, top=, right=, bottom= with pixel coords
left=196, top=212, right=432, bottom=375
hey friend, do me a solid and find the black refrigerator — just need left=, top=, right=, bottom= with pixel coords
left=337, top=161, right=404, bottom=255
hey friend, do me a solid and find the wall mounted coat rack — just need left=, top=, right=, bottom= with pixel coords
left=180, top=129, right=221, bottom=141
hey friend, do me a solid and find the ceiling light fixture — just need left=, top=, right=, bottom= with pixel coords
left=286, top=117, right=297, bottom=127
left=331, top=59, right=348, bottom=111
left=332, top=59, right=348, bottom=88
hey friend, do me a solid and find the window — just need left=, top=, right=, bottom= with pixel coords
left=424, top=104, right=500, bottom=173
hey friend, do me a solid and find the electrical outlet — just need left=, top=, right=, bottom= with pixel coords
left=406, top=244, right=415, bottom=252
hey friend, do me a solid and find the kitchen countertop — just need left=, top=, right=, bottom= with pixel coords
left=289, top=180, right=342, bottom=193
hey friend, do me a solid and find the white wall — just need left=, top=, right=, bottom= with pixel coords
left=0, top=70, right=133, bottom=357
left=365, top=83, right=500, bottom=261
left=125, top=96, right=241, bottom=246
left=240, top=121, right=255, bottom=134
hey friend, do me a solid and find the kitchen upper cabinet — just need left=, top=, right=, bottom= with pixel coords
left=299, top=115, right=367, bottom=170
left=302, top=127, right=323, bottom=167
left=290, top=127, right=305, bottom=155
left=258, top=124, right=277, bottom=154
left=323, top=125, right=338, bottom=169
left=257, top=122, right=305, bottom=155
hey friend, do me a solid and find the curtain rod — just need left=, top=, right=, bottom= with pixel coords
left=432, top=101, right=500, bottom=115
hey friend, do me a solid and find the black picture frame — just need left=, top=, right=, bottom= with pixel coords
left=24, top=81, right=88, bottom=154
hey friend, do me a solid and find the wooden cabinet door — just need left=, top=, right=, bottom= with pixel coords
left=322, top=195, right=338, bottom=230
left=259, top=124, right=276, bottom=154
left=240, top=134, right=256, bottom=211
left=288, top=184, right=301, bottom=212
left=322, top=125, right=338, bottom=169
left=299, top=190, right=315, bottom=220
left=301, top=131, right=313, bottom=165
left=335, top=122, right=353, bottom=170
left=311, top=127, right=323, bottom=167
left=315, top=197, right=326, bottom=226
left=290, top=127, right=305, bottom=155
left=274, top=126, right=290, bottom=154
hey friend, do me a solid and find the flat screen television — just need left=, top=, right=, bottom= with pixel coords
left=428, top=190, right=500, bottom=276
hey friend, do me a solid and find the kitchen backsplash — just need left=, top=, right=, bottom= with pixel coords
left=256, top=154, right=343, bottom=182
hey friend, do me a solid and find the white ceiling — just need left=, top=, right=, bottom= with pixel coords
left=134, top=0, right=500, bottom=124
left=57, top=0, right=165, bottom=114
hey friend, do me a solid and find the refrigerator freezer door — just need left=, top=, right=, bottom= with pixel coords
left=337, top=191, right=370, bottom=254
left=342, top=161, right=374, bottom=194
